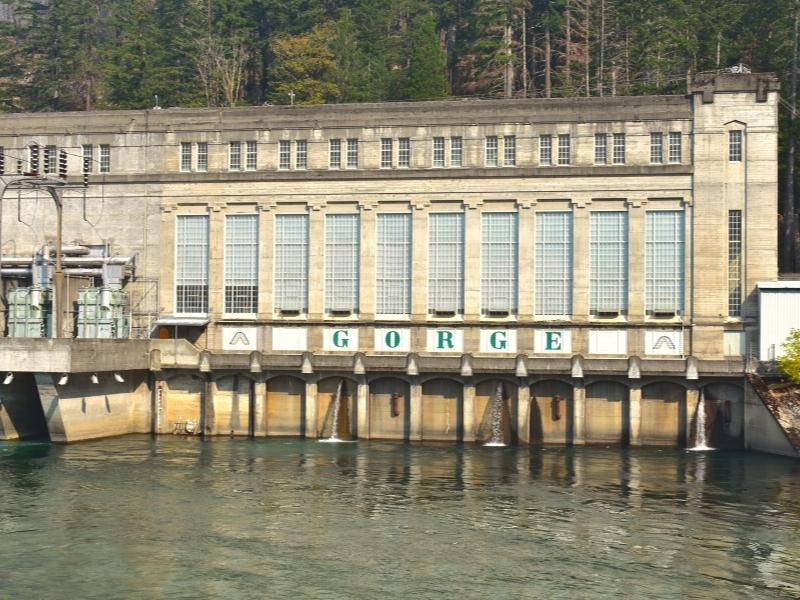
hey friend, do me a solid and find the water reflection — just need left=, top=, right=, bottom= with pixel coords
left=0, top=437, right=799, bottom=599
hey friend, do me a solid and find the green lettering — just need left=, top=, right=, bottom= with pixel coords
left=545, top=331, right=562, bottom=351
left=332, top=330, right=349, bottom=348
left=385, top=330, right=401, bottom=349
left=437, top=330, right=454, bottom=349
left=490, top=331, right=507, bottom=350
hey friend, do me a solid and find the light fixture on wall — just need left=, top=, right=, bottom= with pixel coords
left=58, top=373, right=69, bottom=386
left=3, top=372, right=13, bottom=385
left=91, top=373, right=99, bottom=385
left=114, top=372, right=125, bottom=383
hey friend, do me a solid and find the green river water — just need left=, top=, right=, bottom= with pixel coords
left=0, top=436, right=799, bottom=599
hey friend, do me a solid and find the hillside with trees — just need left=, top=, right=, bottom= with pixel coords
left=1, top=0, right=799, bottom=269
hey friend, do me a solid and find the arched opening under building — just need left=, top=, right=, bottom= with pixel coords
left=163, top=373, right=203, bottom=434
left=641, top=381, right=686, bottom=446
left=585, top=380, right=629, bottom=445
left=530, top=379, right=574, bottom=445
left=699, top=382, right=744, bottom=449
left=421, top=378, right=463, bottom=442
left=368, top=377, right=410, bottom=440
left=214, top=373, right=254, bottom=437
left=475, top=379, right=517, bottom=444
left=317, top=376, right=356, bottom=439
left=265, top=375, right=305, bottom=437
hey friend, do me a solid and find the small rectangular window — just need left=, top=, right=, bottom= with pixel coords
left=729, top=130, right=743, bottom=162
left=650, top=132, right=663, bottom=164
left=485, top=136, right=498, bottom=167
left=594, top=133, right=607, bottom=164
left=197, top=142, right=208, bottom=172
left=45, top=145, right=57, bottom=174
left=329, top=139, right=341, bottom=169
left=229, top=141, right=241, bottom=171
left=503, top=135, right=516, bottom=166
left=612, top=133, right=625, bottom=164
left=668, top=132, right=682, bottom=163
left=82, top=144, right=93, bottom=174
left=278, top=140, right=290, bottom=170
left=398, top=137, right=411, bottom=168
left=539, top=135, right=552, bottom=166
left=246, top=141, right=257, bottom=170
left=99, top=145, right=111, bottom=173
left=347, top=138, right=359, bottom=168
left=380, top=138, right=393, bottom=168
left=557, top=134, right=570, bottom=165
left=433, top=137, right=445, bottom=167
left=180, top=142, right=192, bottom=172
left=450, top=136, right=463, bottom=167
left=295, top=140, right=307, bottom=170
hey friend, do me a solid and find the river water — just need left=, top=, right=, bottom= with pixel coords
left=1, top=436, right=799, bottom=599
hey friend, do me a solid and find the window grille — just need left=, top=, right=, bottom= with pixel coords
left=99, top=145, right=110, bottom=173
left=45, top=145, right=57, bottom=174
left=729, top=130, right=743, bottom=162
left=428, top=212, right=464, bottom=314
left=504, top=135, right=516, bottom=166
left=274, top=214, right=309, bottom=313
left=295, top=140, right=307, bottom=169
left=398, top=137, right=411, bottom=168
left=347, top=138, right=359, bottom=168
left=481, top=212, right=518, bottom=315
left=485, top=136, right=498, bottom=167
left=668, top=132, right=682, bottom=163
left=557, top=134, right=570, bottom=165
left=612, top=133, right=625, bottom=164
left=325, top=214, right=360, bottom=313
left=329, top=139, right=341, bottom=169
left=594, top=133, right=607, bottom=164
left=590, top=211, right=628, bottom=316
left=246, top=141, right=257, bottom=170
left=433, top=137, right=445, bottom=167
left=380, top=138, right=393, bottom=168
left=645, top=211, right=684, bottom=316
left=650, top=132, right=663, bottom=164
left=279, top=140, right=290, bottom=170
left=376, top=213, right=411, bottom=315
left=450, top=136, right=463, bottom=167
left=535, top=212, right=572, bottom=316
left=728, top=210, right=742, bottom=317
left=175, top=215, right=209, bottom=314
left=224, top=214, right=259, bottom=313
left=229, top=141, right=241, bottom=170
left=540, top=135, right=553, bottom=165
left=82, top=145, right=93, bottom=174
left=180, top=142, right=192, bottom=172
left=197, top=142, right=208, bottom=171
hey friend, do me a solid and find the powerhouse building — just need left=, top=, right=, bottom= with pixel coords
left=0, top=71, right=780, bottom=447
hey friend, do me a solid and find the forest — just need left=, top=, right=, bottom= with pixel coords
left=0, top=0, right=799, bottom=269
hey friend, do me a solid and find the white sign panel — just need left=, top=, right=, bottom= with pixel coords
left=323, top=328, right=359, bottom=351
left=271, top=327, right=308, bottom=351
left=374, top=328, right=411, bottom=352
left=222, top=326, right=258, bottom=351
left=479, top=329, right=517, bottom=353
left=534, top=329, right=572, bottom=353
left=645, top=330, right=683, bottom=355
left=426, top=329, right=464, bottom=353
left=588, top=329, right=627, bottom=355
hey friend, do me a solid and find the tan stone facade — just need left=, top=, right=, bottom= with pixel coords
left=0, top=72, right=780, bottom=446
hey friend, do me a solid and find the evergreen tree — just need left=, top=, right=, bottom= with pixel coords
left=407, top=13, right=450, bottom=99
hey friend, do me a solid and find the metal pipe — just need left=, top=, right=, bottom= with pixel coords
left=0, top=256, right=134, bottom=266
left=0, top=268, right=31, bottom=276
left=47, top=245, right=90, bottom=256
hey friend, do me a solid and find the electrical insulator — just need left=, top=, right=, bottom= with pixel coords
left=83, top=156, right=89, bottom=187
left=0, top=151, right=4, bottom=175
left=43, top=149, right=50, bottom=174
left=59, top=150, right=67, bottom=178
left=29, top=144, right=39, bottom=174
left=16, top=159, right=22, bottom=174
